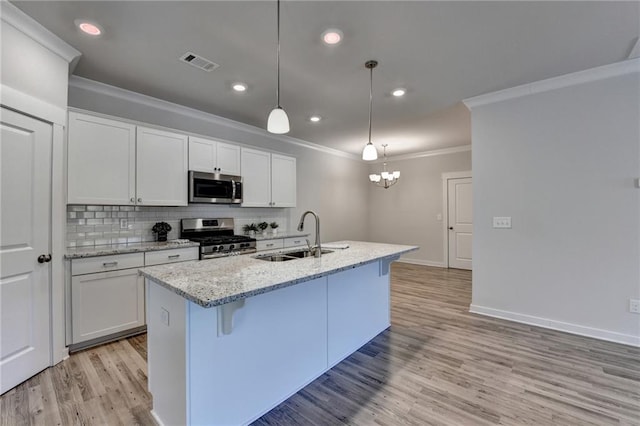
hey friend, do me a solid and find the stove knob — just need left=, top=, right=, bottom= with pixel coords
left=211, top=246, right=218, bottom=252
left=229, top=244, right=235, bottom=250
left=218, top=245, right=225, bottom=251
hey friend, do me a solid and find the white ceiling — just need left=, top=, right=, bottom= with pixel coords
left=12, top=1, right=640, bottom=157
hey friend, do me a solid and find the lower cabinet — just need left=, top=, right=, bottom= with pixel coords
left=68, top=247, right=198, bottom=349
left=256, top=236, right=307, bottom=252
left=71, top=268, right=144, bottom=344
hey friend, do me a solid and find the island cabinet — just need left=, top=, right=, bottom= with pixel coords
left=145, top=260, right=390, bottom=426
left=241, top=147, right=296, bottom=207
left=188, top=135, right=241, bottom=175
left=67, top=111, right=188, bottom=206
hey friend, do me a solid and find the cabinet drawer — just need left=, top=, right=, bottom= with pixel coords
left=145, top=247, right=199, bottom=266
left=256, top=239, right=284, bottom=251
left=284, top=237, right=307, bottom=248
left=72, top=253, right=144, bottom=276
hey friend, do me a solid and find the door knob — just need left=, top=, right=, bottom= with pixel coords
left=449, top=227, right=454, bottom=230
left=38, top=254, right=52, bottom=263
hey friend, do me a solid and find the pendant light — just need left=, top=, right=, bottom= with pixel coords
left=267, top=0, right=290, bottom=134
left=362, top=60, right=379, bottom=161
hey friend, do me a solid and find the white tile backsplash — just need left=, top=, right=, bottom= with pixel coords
left=66, top=204, right=290, bottom=248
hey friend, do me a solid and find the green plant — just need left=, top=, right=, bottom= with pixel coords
left=151, top=222, right=172, bottom=234
left=258, top=222, right=269, bottom=231
left=243, top=223, right=259, bottom=233
left=269, top=222, right=279, bottom=229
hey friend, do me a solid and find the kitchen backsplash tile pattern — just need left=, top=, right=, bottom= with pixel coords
left=66, top=205, right=290, bottom=248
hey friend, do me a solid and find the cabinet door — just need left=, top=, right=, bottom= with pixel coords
left=71, top=268, right=145, bottom=344
left=241, top=148, right=271, bottom=207
left=216, top=142, right=241, bottom=175
left=136, top=126, right=188, bottom=206
left=188, top=136, right=216, bottom=173
left=67, top=112, right=136, bottom=205
left=271, top=154, right=296, bottom=207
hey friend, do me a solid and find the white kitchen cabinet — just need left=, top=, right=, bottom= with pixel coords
left=71, top=253, right=145, bottom=344
left=136, top=126, right=188, bottom=206
left=67, top=112, right=188, bottom=206
left=256, top=239, right=284, bottom=251
left=188, top=136, right=241, bottom=175
left=241, top=147, right=296, bottom=207
left=68, top=247, right=197, bottom=349
left=67, top=112, right=136, bottom=205
left=271, top=154, right=297, bottom=207
left=283, top=236, right=307, bottom=249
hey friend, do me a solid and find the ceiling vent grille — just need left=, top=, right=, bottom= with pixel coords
left=179, top=52, right=220, bottom=72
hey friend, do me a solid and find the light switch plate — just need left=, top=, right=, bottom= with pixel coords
left=493, top=217, right=512, bottom=228
left=161, top=308, right=170, bottom=326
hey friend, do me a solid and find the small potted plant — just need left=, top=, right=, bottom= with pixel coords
left=269, top=222, right=279, bottom=235
left=152, top=221, right=172, bottom=242
left=243, top=223, right=259, bottom=236
left=258, top=222, right=269, bottom=235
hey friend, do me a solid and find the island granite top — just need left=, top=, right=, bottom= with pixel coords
left=140, top=241, right=418, bottom=308
left=65, top=240, right=200, bottom=259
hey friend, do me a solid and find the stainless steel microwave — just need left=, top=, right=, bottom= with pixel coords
left=188, top=171, right=242, bottom=204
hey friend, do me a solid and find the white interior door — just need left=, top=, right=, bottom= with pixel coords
left=0, top=107, right=52, bottom=394
left=448, top=177, right=473, bottom=270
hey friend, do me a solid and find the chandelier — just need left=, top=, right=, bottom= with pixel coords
left=369, top=144, right=400, bottom=189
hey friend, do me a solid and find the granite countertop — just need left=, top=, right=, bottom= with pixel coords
left=65, top=240, right=200, bottom=259
left=139, top=241, right=418, bottom=308
left=253, top=232, right=309, bottom=241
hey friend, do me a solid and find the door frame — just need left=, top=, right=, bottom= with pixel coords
left=442, top=171, right=472, bottom=268
left=2, top=85, right=69, bottom=365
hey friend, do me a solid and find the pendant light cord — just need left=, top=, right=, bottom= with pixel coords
left=276, top=0, right=281, bottom=108
left=368, top=64, right=373, bottom=144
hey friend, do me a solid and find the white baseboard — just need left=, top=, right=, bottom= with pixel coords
left=397, top=258, right=445, bottom=268
left=469, top=304, right=640, bottom=347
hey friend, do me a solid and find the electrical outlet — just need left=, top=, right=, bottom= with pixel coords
left=630, top=299, right=640, bottom=314
left=493, top=216, right=512, bottom=229
left=119, top=218, right=128, bottom=229
left=161, top=308, right=170, bottom=326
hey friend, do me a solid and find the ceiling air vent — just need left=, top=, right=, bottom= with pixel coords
left=179, top=52, right=220, bottom=72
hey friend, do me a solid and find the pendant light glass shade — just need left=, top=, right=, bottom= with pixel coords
left=361, top=60, right=379, bottom=161
left=267, top=107, right=290, bottom=134
left=362, top=142, right=378, bottom=161
left=267, top=0, right=290, bottom=134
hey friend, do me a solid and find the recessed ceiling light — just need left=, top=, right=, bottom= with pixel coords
left=309, top=115, right=321, bottom=122
left=75, top=19, right=103, bottom=36
left=392, top=88, right=406, bottom=97
left=322, top=29, right=343, bottom=45
left=232, top=83, right=247, bottom=92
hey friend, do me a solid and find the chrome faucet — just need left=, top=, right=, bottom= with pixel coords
left=297, top=210, right=322, bottom=258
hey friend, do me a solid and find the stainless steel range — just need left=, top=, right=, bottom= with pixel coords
left=181, top=218, right=256, bottom=259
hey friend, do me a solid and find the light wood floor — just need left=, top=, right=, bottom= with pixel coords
left=3, top=264, right=639, bottom=425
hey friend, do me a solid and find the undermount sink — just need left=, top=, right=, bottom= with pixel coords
left=254, top=249, right=334, bottom=262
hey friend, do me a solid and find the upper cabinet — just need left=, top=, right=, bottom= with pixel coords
left=67, top=112, right=188, bottom=206
left=241, top=147, right=296, bottom=208
left=188, top=136, right=241, bottom=175
left=136, top=127, right=188, bottom=206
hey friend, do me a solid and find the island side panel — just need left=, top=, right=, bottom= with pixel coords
left=188, top=276, right=329, bottom=426
left=327, top=260, right=390, bottom=367
left=146, top=279, right=188, bottom=426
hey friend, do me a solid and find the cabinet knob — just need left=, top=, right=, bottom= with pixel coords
left=130, top=197, right=135, bottom=203
left=37, top=254, right=52, bottom=263
left=449, top=227, right=454, bottom=230
left=137, top=198, right=142, bottom=203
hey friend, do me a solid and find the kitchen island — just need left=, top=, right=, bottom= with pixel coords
left=140, top=241, right=417, bottom=426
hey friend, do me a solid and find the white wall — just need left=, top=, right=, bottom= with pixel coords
left=67, top=79, right=370, bottom=243
left=367, top=151, right=471, bottom=266
left=467, top=62, right=640, bottom=345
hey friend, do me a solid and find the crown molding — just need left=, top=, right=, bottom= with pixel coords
left=464, top=58, right=640, bottom=109
left=372, top=144, right=471, bottom=163
left=1, top=1, right=81, bottom=64
left=69, top=76, right=360, bottom=161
